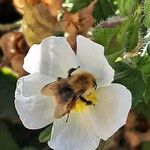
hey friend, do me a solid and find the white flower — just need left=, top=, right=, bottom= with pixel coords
left=15, top=35, right=132, bottom=150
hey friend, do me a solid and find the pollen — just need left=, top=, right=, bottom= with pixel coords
left=73, top=91, right=97, bottom=112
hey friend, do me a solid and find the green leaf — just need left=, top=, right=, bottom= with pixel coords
left=142, top=142, right=150, bottom=150
left=124, top=7, right=142, bottom=51
left=92, top=0, right=115, bottom=22
left=92, top=16, right=127, bottom=56
left=39, top=124, right=52, bottom=143
left=117, top=0, right=140, bottom=16
left=106, top=50, right=124, bottom=66
left=147, top=42, right=150, bottom=55
left=138, top=55, right=150, bottom=103
left=144, top=0, right=150, bottom=27
left=63, top=0, right=92, bottom=13
left=134, top=101, right=150, bottom=120
left=92, top=7, right=141, bottom=65
left=0, top=67, right=18, bottom=122
left=114, top=61, right=145, bottom=106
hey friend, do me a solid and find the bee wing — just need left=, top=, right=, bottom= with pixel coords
left=41, top=79, right=66, bottom=98
left=54, top=99, right=77, bottom=119
left=41, top=79, right=79, bottom=119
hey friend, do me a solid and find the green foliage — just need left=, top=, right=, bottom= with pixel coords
left=92, top=0, right=115, bottom=22
left=142, top=142, right=150, bottom=150
left=92, top=7, right=141, bottom=63
left=147, top=43, right=150, bottom=55
left=0, top=68, right=18, bottom=122
left=135, top=101, right=150, bottom=120
left=39, top=124, right=52, bottom=143
left=144, top=0, right=150, bottom=27
left=63, top=0, right=92, bottom=13
left=113, top=54, right=150, bottom=106
left=1, top=0, right=150, bottom=149
left=114, top=60, right=145, bottom=106
left=92, top=18, right=125, bottom=55
left=138, top=56, right=150, bottom=104
left=117, top=0, right=140, bottom=16
left=0, top=124, right=20, bottom=150
left=124, top=7, right=141, bottom=51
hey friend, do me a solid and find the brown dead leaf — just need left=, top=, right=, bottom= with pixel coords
left=11, top=54, right=28, bottom=77
left=13, top=0, right=63, bottom=16
left=42, top=0, right=63, bottom=17
left=13, top=0, right=25, bottom=14
left=22, top=1, right=62, bottom=46
left=14, top=0, right=97, bottom=49
left=0, top=32, right=29, bottom=77
left=27, top=0, right=41, bottom=5
left=60, top=0, right=97, bottom=50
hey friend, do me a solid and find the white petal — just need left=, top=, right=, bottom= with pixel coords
left=15, top=74, right=56, bottom=129
left=76, top=35, right=114, bottom=87
left=48, top=111, right=100, bottom=150
left=89, top=83, right=132, bottom=140
left=18, top=73, right=55, bottom=97
left=23, top=36, right=79, bottom=78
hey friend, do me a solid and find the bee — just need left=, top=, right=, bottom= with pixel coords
left=41, top=66, right=97, bottom=121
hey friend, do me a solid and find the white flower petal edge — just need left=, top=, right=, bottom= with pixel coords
left=23, top=36, right=78, bottom=78
left=76, top=35, right=115, bottom=87
left=19, top=73, right=55, bottom=97
left=89, top=83, right=132, bottom=140
left=15, top=73, right=56, bottom=129
left=49, top=111, right=100, bottom=150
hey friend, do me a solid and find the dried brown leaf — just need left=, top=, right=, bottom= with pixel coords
left=42, top=0, right=63, bottom=17
left=60, top=0, right=97, bottom=50
left=11, top=53, right=28, bottom=77
left=22, top=1, right=61, bottom=46
left=13, top=0, right=25, bottom=14
left=0, top=32, right=29, bottom=77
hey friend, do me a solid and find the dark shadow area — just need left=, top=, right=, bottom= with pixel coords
left=0, top=0, right=22, bottom=24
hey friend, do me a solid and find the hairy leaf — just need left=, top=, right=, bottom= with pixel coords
left=92, top=0, right=115, bottom=22
left=138, top=56, right=150, bottom=104
left=39, top=124, right=52, bottom=143
left=114, top=61, right=145, bottom=106
left=117, top=0, right=140, bottom=16
left=144, top=0, right=150, bottom=27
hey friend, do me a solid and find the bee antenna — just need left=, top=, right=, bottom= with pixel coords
left=65, top=112, right=70, bottom=123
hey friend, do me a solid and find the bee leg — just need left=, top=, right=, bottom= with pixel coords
left=67, top=66, right=80, bottom=77
left=94, top=81, right=97, bottom=89
left=79, top=96, right=94, bottom=106
left=57, top=77, right=63, bottom=81
left=65, top=112, right=70, bottom=123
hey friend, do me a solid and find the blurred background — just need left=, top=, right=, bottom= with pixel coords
left=0, top=0, right=150, bottom=150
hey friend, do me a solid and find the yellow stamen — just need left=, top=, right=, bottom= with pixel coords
left=73, top=91, right=97, bottom=112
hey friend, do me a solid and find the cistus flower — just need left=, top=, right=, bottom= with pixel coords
left=15, top=35, right=132, bottom=150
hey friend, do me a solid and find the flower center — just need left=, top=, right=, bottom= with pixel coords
left=73, top=91, right=97, bottom=112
